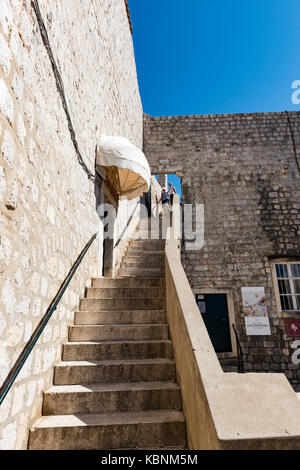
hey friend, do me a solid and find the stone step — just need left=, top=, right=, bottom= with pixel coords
left=118, top=269, right=165, bottom=278
left=74, top=310, right=167, bottom=325
left=112, top=446, right=188, bottom=450
left=132, top=232, right=168, bottom=240
left=129, top=240, right=165, bottom=250
left=62, top=340, right=173, bottom=361
left=42, top=382, right=181, bottom=415
left=132, top=236, right=168, bottom=243
left=80, top=297, right=165, bottom=311
left=85, top=287, right=165, bottom=299
left=28, top=410, right=186, bottom=450
left=91, top=278, right=165, bottom=288
left=120, top=261, right=164, bottom=269
left=124, top=255, right=164, bottom=264
left=54, top=359, right=176, bottom=385
left=125, top=249, right=164, bottom=256
left=68, top=324, right=169, bottom=342
left=131, top=233, right=167, bottom=241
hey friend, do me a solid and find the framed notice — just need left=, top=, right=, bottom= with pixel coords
left=244, top=317, right=271, bottom=336
left=241, top=287, right=271, bottom=336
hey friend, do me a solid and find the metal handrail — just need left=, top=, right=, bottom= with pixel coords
left=232, top=323, right=245, bottom=373
left=0, top=232, right=98, bottom=406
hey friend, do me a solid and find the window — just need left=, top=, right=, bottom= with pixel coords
left=275, top=263, right=300, bottom=312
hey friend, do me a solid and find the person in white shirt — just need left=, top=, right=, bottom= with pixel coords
left=168, top=182, right=176, bottom=205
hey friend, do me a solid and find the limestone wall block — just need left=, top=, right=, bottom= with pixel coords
left=0, top=79, right=14, bottom=125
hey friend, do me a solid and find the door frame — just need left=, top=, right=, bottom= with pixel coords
left=193, top=288, right=237, bottom=357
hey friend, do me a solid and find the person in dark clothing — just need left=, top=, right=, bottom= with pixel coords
left=158, top=188, right=169, bottom=213
left=159, top=188, right=169, bottom=204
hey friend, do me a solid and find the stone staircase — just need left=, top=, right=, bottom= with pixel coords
left=28, top=218, right=187, bottom=450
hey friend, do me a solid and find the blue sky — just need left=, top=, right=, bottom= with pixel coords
left=128, top=0, right=300, bottom=116
left=155, top=174, right=182, bottom=201
left=167, top=175, right=182, bottom=200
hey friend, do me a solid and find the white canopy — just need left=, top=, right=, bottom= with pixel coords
left=97, top=135, right=151, bottom=200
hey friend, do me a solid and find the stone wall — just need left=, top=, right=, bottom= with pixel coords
left=144, top=111, right=300, bottom=387
left=150, top=175, right=162, bottom=218
left=0, top=0, right=143, bottom=449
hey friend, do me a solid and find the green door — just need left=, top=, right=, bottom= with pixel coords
left=196, top=294, right=232, bottom=353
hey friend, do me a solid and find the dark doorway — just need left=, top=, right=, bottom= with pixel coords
left=196, top=294, right=232, bottom=353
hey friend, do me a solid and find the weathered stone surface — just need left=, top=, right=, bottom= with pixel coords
left=91, top=277, right=165, bottom=288
left=74, top=309, right=166, bottom=325
left=28, top=411, right=186, bottom=450
left=144, top=112, right=300, bottom=387
left=80, top=297, right=165, bottom=311
left=53, top=359, right=176, bottom=385
left=62, top=339, right=173, bottom=361
left=85, top=286, right=165, bottom=299
left=0, top=0, right=142, bottom=449
left=68, top=324, right=170, bottom=342
left=42, top=382, right=181, bottom=415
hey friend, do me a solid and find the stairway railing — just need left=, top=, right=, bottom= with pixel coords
left=232, top=323, right=245, bottom=373
left=0, top=232, right=98, bottom=406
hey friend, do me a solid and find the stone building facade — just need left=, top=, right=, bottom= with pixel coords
left=1, top=0, right=300, bottom=452
left=144, top=112, right=300, bottom=388
left=0, top=0, right=142, bottom=449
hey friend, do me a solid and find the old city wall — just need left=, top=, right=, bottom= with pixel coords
left=0, top=0, right=143, bottom=449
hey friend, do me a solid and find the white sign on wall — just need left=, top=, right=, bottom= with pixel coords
left=244, top=317, right=271, bottom=336
left=241, top=287, right=271, bottom=336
